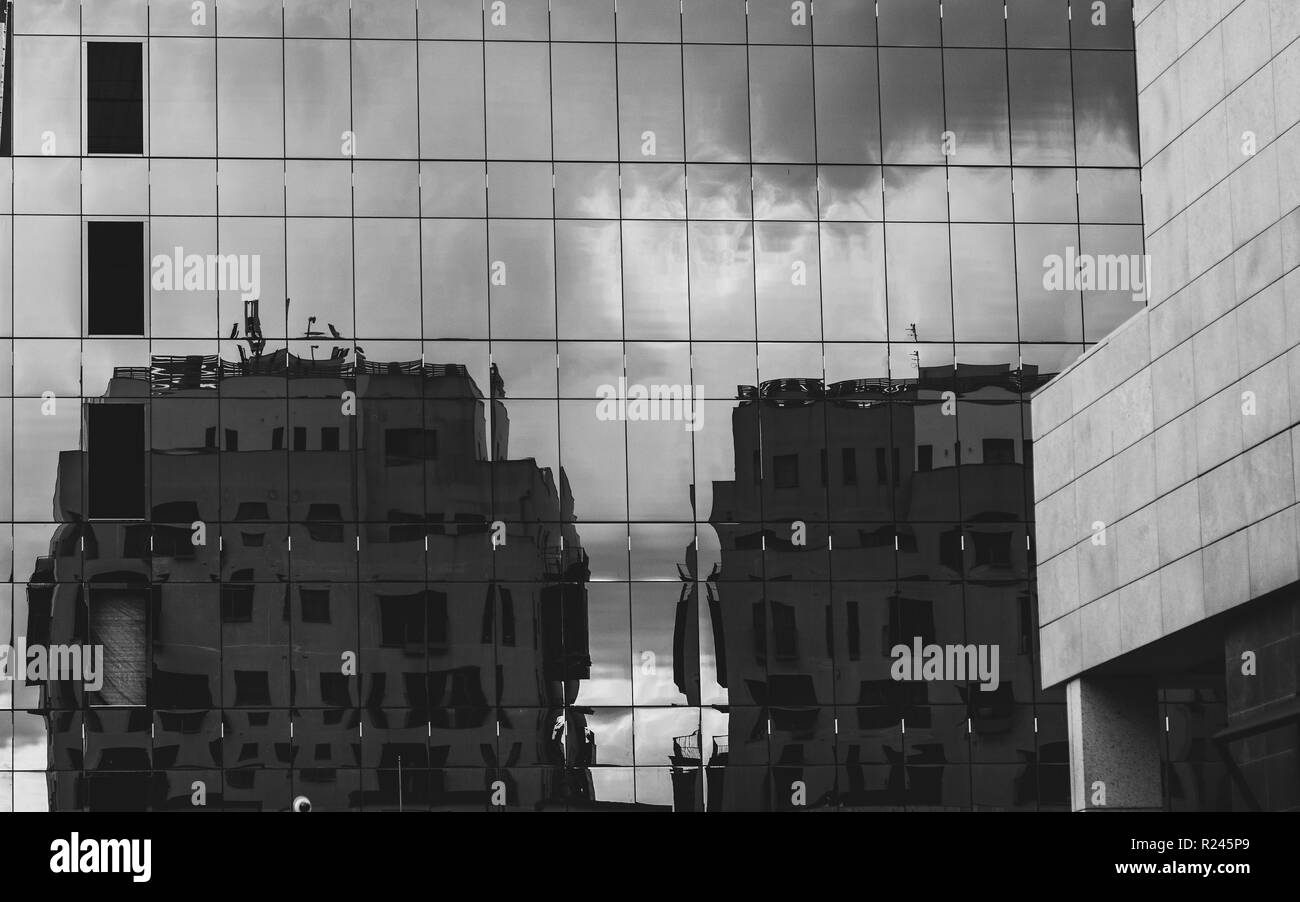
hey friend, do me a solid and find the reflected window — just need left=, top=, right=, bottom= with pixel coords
left=384, top=428, right=438, bottom=466
left=88, top=588, right=147, bottom=706
left=842, top=448, right=858, bottom=486
left=773, top=454, right=799, bottom=489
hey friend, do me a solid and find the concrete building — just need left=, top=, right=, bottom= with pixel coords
left=1032, top=0, right=1300, bottom=811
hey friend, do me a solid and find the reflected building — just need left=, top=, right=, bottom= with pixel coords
left=26, top=346, right=597, bottom=810
left=674, top=364, right=1062, bottom=810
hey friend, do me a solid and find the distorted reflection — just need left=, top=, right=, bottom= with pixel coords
left=5, top=0, right=1161, bottom=811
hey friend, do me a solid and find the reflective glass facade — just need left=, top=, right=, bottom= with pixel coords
left=2, top=0, right=1145, bottom=810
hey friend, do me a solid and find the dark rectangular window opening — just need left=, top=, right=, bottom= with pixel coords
left=225, top=429, right=239, bottom=451
left=973, top=531, right=1014, bottom=568
left=500, top=588, right=516, bottom=648
left=917, top=444, right=933, bottom=472
left=87, top=404, right=145, bottom=520
left=771, top=602, right=798, bottom=661
left=772, top=453, right=799, bottom=489
left=321, top=427, right=340, bottom=451
left=87, top=41, right=144, bottom=154
left=221, top=584, right=254, bottom=623
left=271, top=427, right=284, bottom=450
left=428, top=590, right=450, bottom=648
left=982, top=438, right=1016, bottom=464
left=234, top=502, right=269, bottom=521
left=304, top=503, right=344, bottom=543
left=384, top=428, right=438, bottom=466
left=875, top=447, right=888, bottom=485
left=87, top=221, right=145, bottom=336
left=293, top=427, right=308, bottom=451
left=846, top=601, right=861, bottom=662
left=841, top=448, right=858, bottom=486
left=300, top=589, right=331, bottom=624
left=379, top=592, right=425, bottom=649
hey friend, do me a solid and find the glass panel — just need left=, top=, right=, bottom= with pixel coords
left=355, top=220, right=422, bottom=337
left=556, top=221, right=622, bottom=339
left=15, top=37, right=81, bottom=156
left=551, top=0, right=616, bottom=40
left=617, top=0, right=681, bottom=42
left=1007, top=0, right=1070, bottom=48
left=942, top=0, right=1007, bottom=47
left=552, top=44, right=619, bottom=161
left=1073, top=51, right=1141, bottom=166
left=688, top=222, right=755, bottom=340
left=753, top=165, right=817, bottom=220
left=488, top=162, right=554, bottom=218
left=216, top=40, right=284, bottom=158
left=684, top=46, right=751, bottom=163
left=812, top=0, right=876, bottom=45
left=285, top=0, right=351, bottom=37
left=755, top=222, right=821, bottom=340
left=748, top=0, right=812, bottom=44
left=150, top=38, right=215, bottom=157
left=419, top=41, right=485, bottom=159
left=622, top=164, right=687, bottom=220
left=814, top=48, right=880, bottom=164
left=422, top=161, right=487, bottom=217
left=485, top=43, right=552, bottom=160
left=622, top=222, right=689, bottom=339
left=1014, top=168, right=1078, bottom=222
left=1015, top=224, right=1082, bottom=342
left=878, top=0, right=941, bottom=46
left=943, top=49, right=1011, bottom=165
left=488, top=220, right=556, bottom=339
left=886, top=223, right=952, bottom=342
left=948, top=167, right=1013, bottom=222
left=683, top=0, right=747, bottom=43
left=818, top=166, right=883, bottom=221
left=1072, top=0, right=1135, bottom=49
left=619, top=46, right=685, bottom=163
left=286, top=40, right=352, bottom=158
left=749, top=47, right=815, bottom=163
left=1008, top=50, right=1076, bottom=165
left=418, top=0, right=483, bottom=38
left=879, top=49, right=945, bottom=164
left=884, top=166, right=947, bottom=221
left=687, top=164, right=753, bottom=220
left=1078, top=169, right=1143, bottom=223
left=952, top=224, right=1018, bottom=341
left=353, top=0, right=418, bottom=37
left=821, top=223, right=886, bottom=341
left=555, top=163, right=620, bottom=218
left=352, top=41, right=419, bottom=159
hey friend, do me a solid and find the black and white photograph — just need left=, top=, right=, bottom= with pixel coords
left=0, top=0, right=1294, bottom=884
